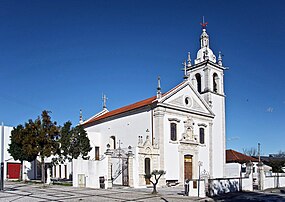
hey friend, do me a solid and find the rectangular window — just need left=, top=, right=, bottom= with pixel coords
left=199, top=128, right=205, bottom=144
left=170, top=123, right=177, bottom=141
left=95, top=147, right=100, bottom=160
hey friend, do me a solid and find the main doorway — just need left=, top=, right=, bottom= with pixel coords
left=184, top=155, right=193, bottom=180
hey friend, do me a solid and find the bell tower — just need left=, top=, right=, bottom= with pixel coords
left=185, top=20, right=226, bottom=178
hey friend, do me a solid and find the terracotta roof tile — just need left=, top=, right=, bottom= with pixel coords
left=83, top=80, right=190, bottom=126
left=83, top=96, right=157, bottom=126
left=226, top=149, right=258, bottom=163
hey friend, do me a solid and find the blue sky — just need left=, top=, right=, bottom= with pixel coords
left=0, top=0, right=284, bottom=155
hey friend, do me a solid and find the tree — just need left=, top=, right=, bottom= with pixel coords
left=8, top=124, right=38, bottom=180
left=35, top=111, right=60, bottom=183
left=8, top=110, right=60, bottom=183
left=270, top=150, right=285, bottom=158
left=58, top=121, right=91, bottom=161
left=144, top=170, right=166, bottom=194
left=268, top=160, right=285, bottom=173
left=243, top=148, right=258, bottom=156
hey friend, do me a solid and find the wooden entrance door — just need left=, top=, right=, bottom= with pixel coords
left=184, top=155, right=192, bottom=180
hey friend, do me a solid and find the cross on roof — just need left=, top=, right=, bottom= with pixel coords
left=102, top=94, right=108, bottom=109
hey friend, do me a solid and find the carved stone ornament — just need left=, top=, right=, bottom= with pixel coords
left=138, top=135, right=159, bottom=156
left=180, top=116, right=198, bottom=143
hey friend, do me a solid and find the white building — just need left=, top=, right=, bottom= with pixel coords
left=1, top=124, right=71, bottom=182
left=0, top=124, right=37, bottom=181
left=75, top=25, right=226, bottom=188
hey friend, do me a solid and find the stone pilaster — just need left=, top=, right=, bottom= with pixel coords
left=153, top=108, right=166, bottom=186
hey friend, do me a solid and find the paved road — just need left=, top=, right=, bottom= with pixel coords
left=0, top=182, right=284, bottom=202
left=0, top=182, right=207, bottom=202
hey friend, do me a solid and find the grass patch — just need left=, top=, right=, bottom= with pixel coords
left=52, top=181, right=72, bottom=186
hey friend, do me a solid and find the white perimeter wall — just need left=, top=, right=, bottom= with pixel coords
left=208, top=177, right=252, bottom=196
left=73, top=158, right=108, bottom=188
left=263, top=175, right=285, bottom=190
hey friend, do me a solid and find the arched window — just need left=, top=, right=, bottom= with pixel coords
left=145, top=158, right=151, bottom=185
left=199, top=128, right=205, bottom=144
left=213, top=73, right=219, bottom=93
left=170, top=123, right=177, bottom=141
left=110, top=136, right=116, bottom=149
left=195, top=73, right=202, bottom=93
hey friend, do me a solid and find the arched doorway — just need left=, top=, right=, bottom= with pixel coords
left=145, top=158, right=151, bottom=184
left=184, top=155, right=193, bottom=180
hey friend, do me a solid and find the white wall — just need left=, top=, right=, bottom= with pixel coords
left=187, top=180, right=205, bottom=197
left=86, top=110, right=151, bottom=159
left=211, top=93, right=225, bottom=178
left=73, top=158, right=108, bottom=188
left=224, top=163, right=241, bottom=178
left=263, top=175, right=285, bottom=190
left=85, top=110, right=152, bottom=186
left=208, top=177, right=252, bottom=196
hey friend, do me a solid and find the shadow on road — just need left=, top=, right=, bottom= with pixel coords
left=212, top=190, right=285, bottom=202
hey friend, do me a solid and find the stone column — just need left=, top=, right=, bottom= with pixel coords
left=105, top=149, right=113, bottom=188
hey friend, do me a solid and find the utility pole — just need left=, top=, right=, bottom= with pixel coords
left=0, top=122, right=4, bottom=191
left=198, top=161, right=203, bottom=197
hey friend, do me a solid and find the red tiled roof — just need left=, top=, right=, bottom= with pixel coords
left=83, top=80, right=191, bottom=127
left=83, top=96, right=157, bottom=126
left=226, top=149, right=258, bottom=163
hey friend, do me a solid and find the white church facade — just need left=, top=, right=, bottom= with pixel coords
left=75, top=25, right=226, bottom=188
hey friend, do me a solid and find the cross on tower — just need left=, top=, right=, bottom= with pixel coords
left=200, top=16, right=208, bottom=29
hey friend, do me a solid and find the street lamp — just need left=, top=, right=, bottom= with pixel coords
left=198, top=161, right=203, bottom=197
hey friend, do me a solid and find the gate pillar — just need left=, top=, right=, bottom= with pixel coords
left=128, top=148, right=134, bottom=187
left=105, top=148, right=113, bottom=188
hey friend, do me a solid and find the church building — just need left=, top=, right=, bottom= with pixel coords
left=79, top=23, right=226, bottom=188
